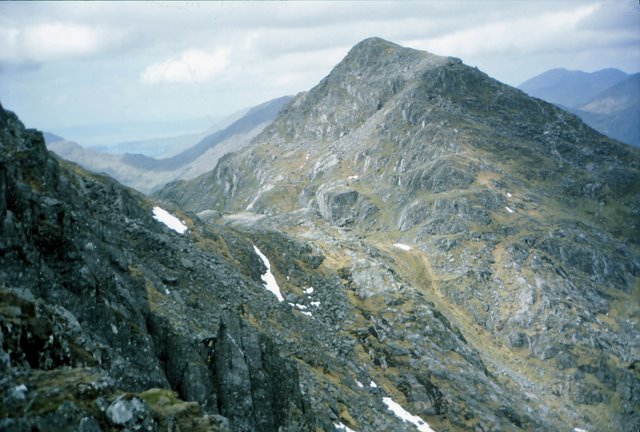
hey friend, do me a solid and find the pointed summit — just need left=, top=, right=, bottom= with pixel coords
left=273, top=37, right=451, bottom=143
left=343, top=36, right=406, bottom=59
left=329, top=36, right=446, bottom=82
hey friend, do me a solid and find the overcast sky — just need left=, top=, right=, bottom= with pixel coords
left=1, top=1, right=638, bottom=148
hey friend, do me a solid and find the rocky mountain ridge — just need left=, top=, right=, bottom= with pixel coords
left=158, top=37, right=640, bottom=431
left=1, top=96, right=524, bottom=431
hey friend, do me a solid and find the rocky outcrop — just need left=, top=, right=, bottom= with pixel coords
left=315, top=181, right=378, bottom=226
left=214, top=311, right=312, bottom=432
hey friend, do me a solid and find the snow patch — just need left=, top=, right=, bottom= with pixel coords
left=303, top=286, right=314, bottom=295
left=348, top=175, right=359, bottom=180
left=393, top=243, right=412, bottom=251
left=355, top=380, right=364, bottom=388
left=335, top=422, right=357, bottom=432
left=573, top=429, right=588, bottom=432
left=153, top=206, right=188, bottom=234
left=369, top=380, right=378, bottom=388
left=505, top=206, right=515, bottom=213
left=310, top=301, right=321, bottom=307
left=253, top=245, right=284, bottom=302
left=12, top=384, right=28, bottom=400
left=288, top=303, right=313, bottom=316
left=506, top=192, right=512, bottom=198
left=382, top=397, right=436, bottom=432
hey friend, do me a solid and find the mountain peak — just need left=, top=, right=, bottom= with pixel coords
left=337, top=36, right=443, bottom=75
left=348, top=36, right=403, bottom=52
left=269, top=38, right=452, bottom=143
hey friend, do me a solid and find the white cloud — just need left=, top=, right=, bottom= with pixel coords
left=405, top=4, right=600, bottom=58
left=140, top=49, right=230, bottom=85
left=1, top=0, right=638, bottom=136
left=0, top=22, right=112, bottom=63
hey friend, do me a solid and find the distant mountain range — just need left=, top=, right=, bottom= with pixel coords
left=94, top=107, right=254, bottom=158
left=519, top=68, right=639, bottom=146
left=45, top=96, right=292, bottom=193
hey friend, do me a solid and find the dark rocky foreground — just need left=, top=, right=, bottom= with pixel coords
left=0, top=104, right=317, bottom=431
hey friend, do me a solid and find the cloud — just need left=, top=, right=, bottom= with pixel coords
left=0, top=22, right=112, bottom=64
left=405, top=4, right=600, bottom=58
left=1, top=0, right=638, bottom=134
left=140, top=49, right=230, bottom=85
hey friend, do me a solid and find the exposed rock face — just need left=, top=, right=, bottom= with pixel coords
left=158, top=37, right=640, bottom=431
left=315, top=181, right=377, bottom=226
left=214, top=311, right=309, bottom=432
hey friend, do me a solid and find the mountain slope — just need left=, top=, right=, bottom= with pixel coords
left=518, top=68, right=639, bottom=147
left=518, top=67, right=629, bottom=108
left=158, top=37, right=640, bottom=431
left=3, top=99, right=488, bottom=431
left=570, top=73, right=640, bottom=147
left=47, top=96, right=291, bottom=193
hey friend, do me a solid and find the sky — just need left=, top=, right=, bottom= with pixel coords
left=0, top=0, right=638, bottom=149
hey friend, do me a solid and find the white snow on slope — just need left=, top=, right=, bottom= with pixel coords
left=393, top=243, right=412, bottom=251
left=153, top=206, right=188, bottom=234
left=505, top=206, right=515, bottom=214
left=253, top=245, right=284, bottom=302
left=335, top=422, right=357, bottom=432
left=383, top=397, right=436, bottom=432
